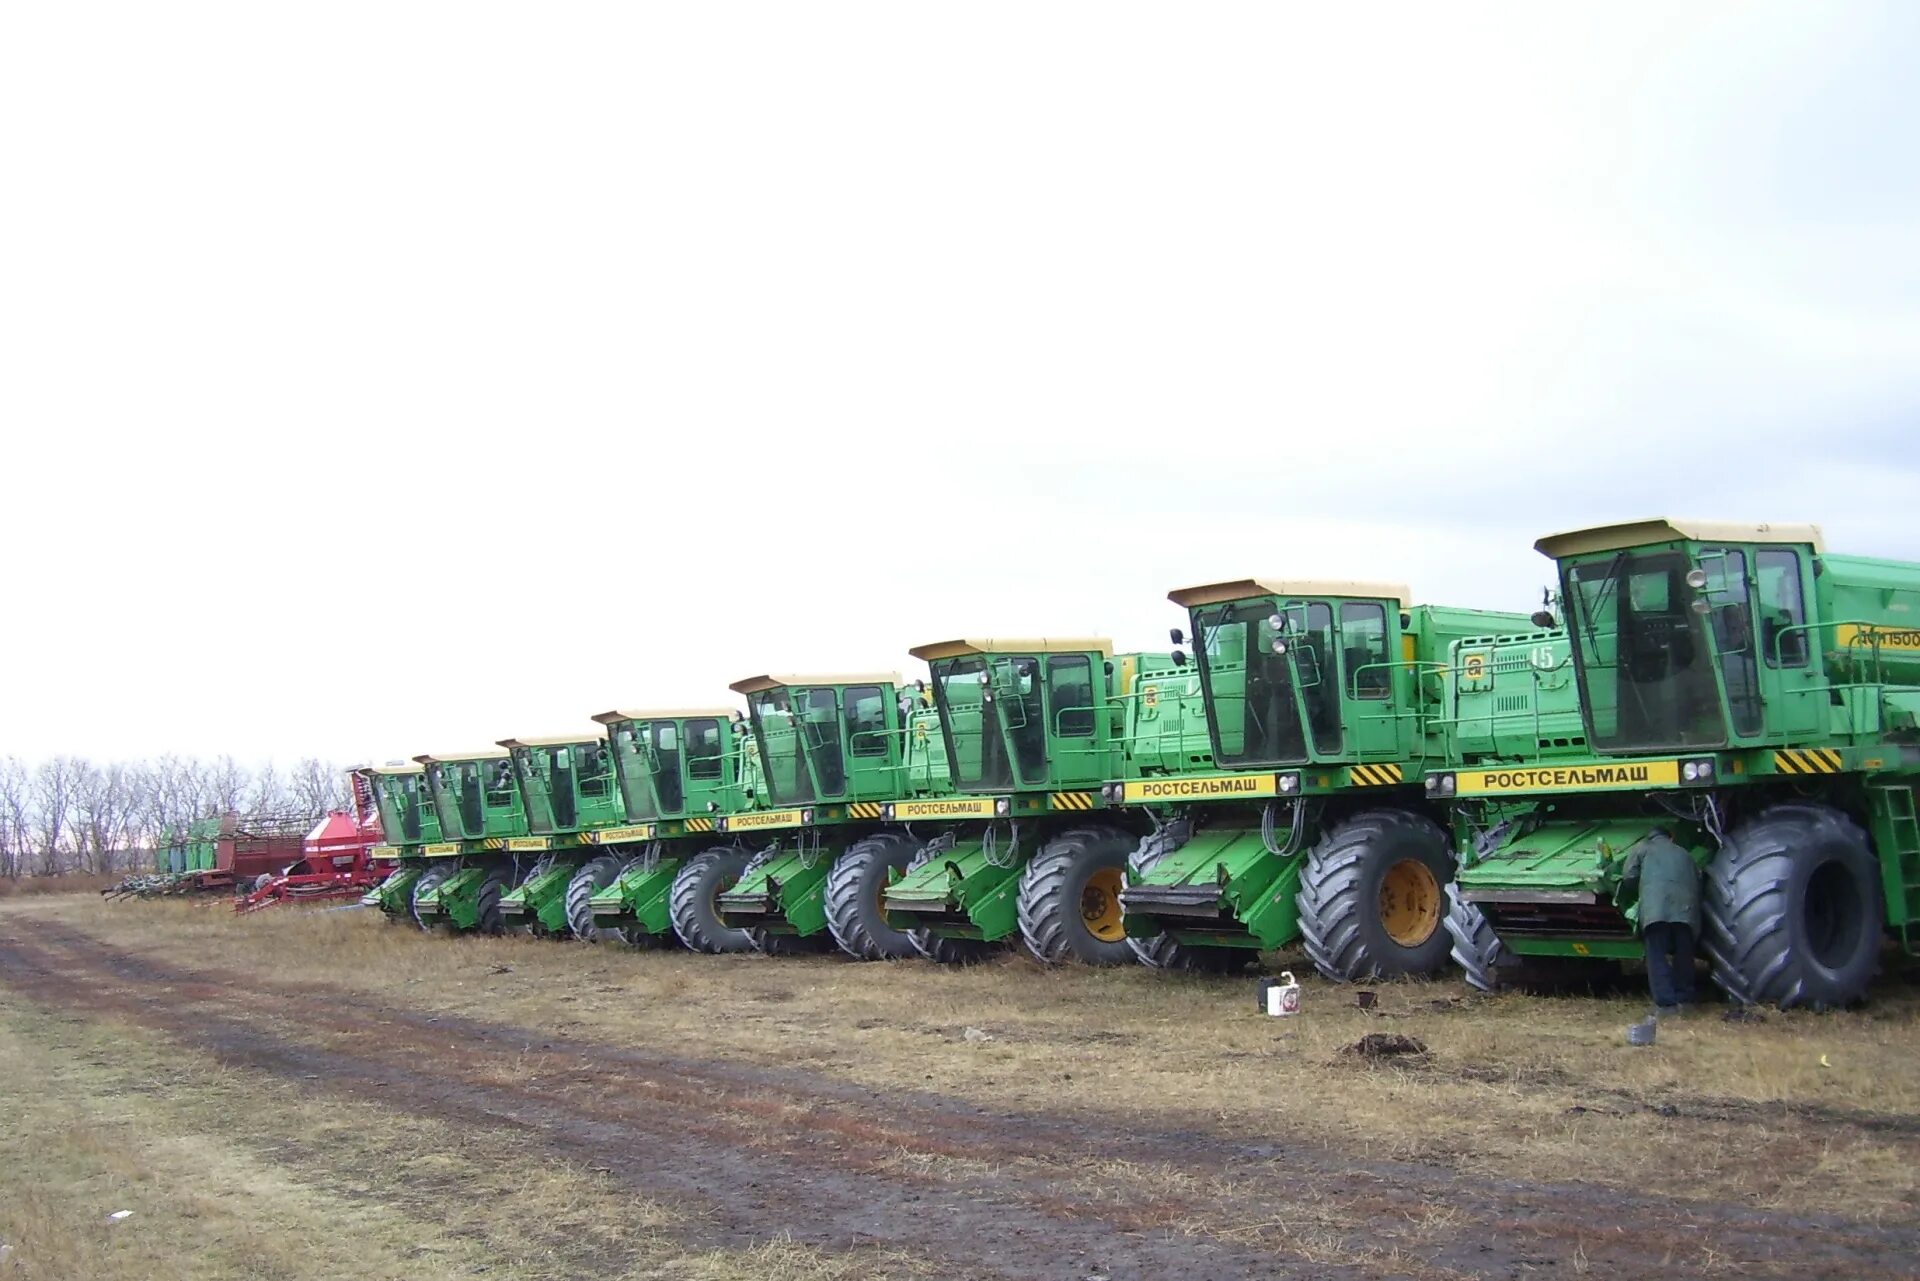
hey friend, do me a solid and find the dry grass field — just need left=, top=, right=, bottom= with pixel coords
left=2, top=892, right=1917, bottom=1279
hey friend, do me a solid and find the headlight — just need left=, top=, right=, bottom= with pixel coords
left=1682, top=762, right=1700, bottom=781
left=801, top=808, right=814, bottom=824
left=882, top=803, right=895, bottom=820
left=716, top=818, right=729, bottom=831
left=1278, top=773, right=1299, bottom=793
left=995, top=797, right=1011, bottom=816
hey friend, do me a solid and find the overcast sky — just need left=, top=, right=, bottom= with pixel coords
left=4, top=3, right=1917, bottom=766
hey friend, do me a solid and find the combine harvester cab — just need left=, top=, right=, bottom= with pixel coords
left=1116, top=580, right=1538, bottom=980
left=407, top=748, right=531, bottom=934
left=568, top=708, right=760, bottom=951
left=359, top=762, right=442, bottom=919
left=1445, top=518, right=1920, bottom=1008
left=710, top=673, right=954, bottom=957
left=883, top=637, right=1157, bottom=965
left=493, top=733, right=626, bottom=936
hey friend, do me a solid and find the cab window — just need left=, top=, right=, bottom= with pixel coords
left=1756, top=549, right=1809, bottom=668
left=1340, top=602, right=1390, bottom=699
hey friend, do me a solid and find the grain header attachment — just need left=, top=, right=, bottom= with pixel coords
left=567, top=708, right=760, bottom=951
left=707, top=673, right=954, bottom=957
left=1115, top=580, right=1538, bottom=980
left=1446, top=518, right=1920, bottom=1007
left=882, top=638, right=1170, bottom=964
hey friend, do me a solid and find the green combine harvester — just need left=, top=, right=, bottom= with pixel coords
left=359, top=761, right=440, bottom=919
left=492, top=733, right=625, bottom=936
left=1445, top=518, right=1920, bottom=1008
left=715, top=673, right=954, bottom=957
left=406, top=748, right=531, bottom=933
left=566, top=708, right=759, bottom=951
left=1113, top=579, right=1551, bottom=979
left=882, top=638, right=1182, bottom=964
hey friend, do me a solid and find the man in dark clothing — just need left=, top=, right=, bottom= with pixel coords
left=1628, top=832, right=1702, bottom=1010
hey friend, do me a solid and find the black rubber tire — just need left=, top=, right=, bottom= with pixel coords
left=1018, top=825, right=1138, bottom=965
left=1444, top=883, right=1506, bottom=992
left=669, top=847, right=756, bottom=953
left=1124, top=821, right=1248, bottom=974
left=472, top=866, right=508, bottom=936
left=748, top=928, right=833, bottom=956
left=252, top=872, right=274, bottom=894
left=410, top=863, right=455, bottom=932
left=1705, top=803, right=1883, bottom=1010
left=565, top=853, right=627, bottom=943
left=825, top=832, right=923, bottom=960
left=1298, top=809, right=1453, bottom=981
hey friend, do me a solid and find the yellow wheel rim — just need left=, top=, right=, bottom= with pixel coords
left=1081, top=866, right=1126, bottom=943
left=1379, top=858, right=1441, bottom=948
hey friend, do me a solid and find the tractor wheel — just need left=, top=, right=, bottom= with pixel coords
left=749, top=929, right=833, bottom=956
left=907, top=927, right=997, bottom=966
left=565, top=854, right=625, bottom=943
left=472, top=867, right=508, bottom=936
left=669, top=847, right=756, bottom=954
left=1018, top=825, right=1137, bottom=965
left=1298, top=809, right=1452, bottom=981
left=410, top=863, right=455, bottom=932
left=1444, top=884, right=1506, bottom=992
left=252, top=872, right=274, bottom=894
left=1125, top=821, right=1247, bottom=974
left=824, top=832, right=922, bottom=960
left=1706, top=804, right=1882, bottom=1009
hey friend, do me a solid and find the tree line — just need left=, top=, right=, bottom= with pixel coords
left=0, top=755, right=352, bottom=878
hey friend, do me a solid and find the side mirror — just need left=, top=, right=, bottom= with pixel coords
left=1530, top=610, right=1556, bottom=629
left=1169, top=627, right=1185, bottom=646
left=1171, top=649, right=1188, bottom=667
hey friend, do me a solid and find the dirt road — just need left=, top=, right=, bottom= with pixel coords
left=2, top=909, right=1917, bottom=1279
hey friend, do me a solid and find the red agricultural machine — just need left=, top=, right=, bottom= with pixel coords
left=233, top=775, right=392, bottom=912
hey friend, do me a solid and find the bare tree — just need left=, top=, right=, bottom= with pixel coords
left=291, top=757, right=348, bottom=819
left=31, top=756, right=79, bottom=875
left=0, top=757, right=29, bottom=879
left=206, top=755, right=248, bottom=815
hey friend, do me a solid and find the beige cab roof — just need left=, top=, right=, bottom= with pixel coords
left=729, top=673, right=904, bottom=695
left=1535, top=519, right=1827, bottom=559
left=1167, top=579, right=1412, bottom=609
left=592, top=707, right=738, bottom=725
left=412, top=748, right=510, bottom=764
left=497, top=733, right=606, bottom=750
left=910, top=638, right=1114, bottom=661
left=362, top=761, right=425, bottom=776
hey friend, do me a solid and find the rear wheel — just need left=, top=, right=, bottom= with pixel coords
left=1298, top=809, right=1452, bottom=981
left=1018, top=825, right=1137, bottom=965
left=670, top=847, right=756, bottom=953
left=410, top=863, right=455, bottom=932
left=1126, top=822, right=1247, bottom=974
left=825, top=832, right=922, bottom=960
left=565, top=853, right=626, bottom=943
left=1706, top=804, right=1882, bottom=1009
left=749, top=928, right=833, bottom=956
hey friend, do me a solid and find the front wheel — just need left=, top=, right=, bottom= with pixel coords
left=1706, top=804, right=1882, bottom=1009
left=669, top=848, right=756, bottom=954
left=824, top=832, right=922, bottom=960
left=1298, top=809, right=1452, bottom=981
left=1017, top=825, right=1137, bottom=965
left=410, top=863, right=455, bottom=932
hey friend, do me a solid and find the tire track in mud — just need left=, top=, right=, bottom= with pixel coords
left=5, top=918, right=1919, bottom=1280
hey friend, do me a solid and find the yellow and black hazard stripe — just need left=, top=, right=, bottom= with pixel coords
left=685, top=817, right=715, bottom=832
left=480, top=837, right=505, bottom=850
left=1049, top=791, right=1096, bottom=811
left=1773, top=748, right=1843, bottom=775
left=847, top=802, right=884, bottom=820
left=1348, top=764, right=1405, bottom=787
